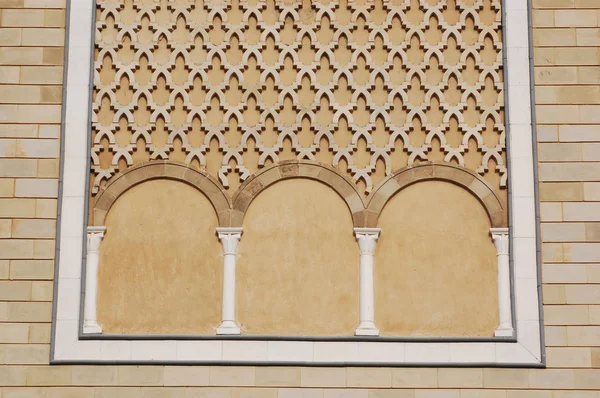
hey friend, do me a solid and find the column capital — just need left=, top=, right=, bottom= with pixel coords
left=87, top=225, right=107, bottom=236
left=354, top=228, right=381, bottom=256
left=216, top=227, right=243, bottom=255
left=490, top=227, right=509, bottom=236
left=86, top=226, right=106, bottom=254
left=354, top=227, right=382, bottom=236
left=216, top=227, right=244, bottom=235
left=490, top=227, right=509, bottom=255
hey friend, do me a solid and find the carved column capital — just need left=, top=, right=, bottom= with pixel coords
left=490, top=227, right=509, bottom=255
left=86, top=226, right=106, bottom=254
left=354, top=228, right=381, bottom=256
left=216, top=227, right=243, bottom=255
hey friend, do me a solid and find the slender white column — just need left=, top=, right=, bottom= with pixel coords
left=216, top=227, right=243, bottom=335
left=354, top=227, right=381, bottom=336
left=83, top=226, right=106, bottom=334
left=491, top=228, right=513, bottom=337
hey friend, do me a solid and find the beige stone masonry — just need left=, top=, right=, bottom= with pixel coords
left=533, top=0, right=600, bottom=382
left=0, top=0, right=66, bottom=389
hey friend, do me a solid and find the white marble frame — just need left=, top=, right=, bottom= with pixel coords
left=51, top=0, right=543, bottom=365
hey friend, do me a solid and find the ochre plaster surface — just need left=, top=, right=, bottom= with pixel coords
left=237, top=179, right=359, bottom=336
left=97, top=179, right=222, bottom=334
left=375, top=180, right=498, bottom=336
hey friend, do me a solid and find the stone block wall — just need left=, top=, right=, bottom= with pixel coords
left=1, top=0, right=600, bottom=396
left=0, top=0, right=65, bottom=379
left=533, top=0, right=600, bottom=373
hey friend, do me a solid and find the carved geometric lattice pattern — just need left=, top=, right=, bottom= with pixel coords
left=93, top=0, right=506, bottom=196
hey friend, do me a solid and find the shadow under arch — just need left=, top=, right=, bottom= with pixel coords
left=92, top=161, right=231, bottom=227
left=365, top=162, right=506, bottom=228
left=230, top=160, right=367, bottom=227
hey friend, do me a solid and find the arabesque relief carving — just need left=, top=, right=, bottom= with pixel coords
left=93, top=0, right=506, bottom=197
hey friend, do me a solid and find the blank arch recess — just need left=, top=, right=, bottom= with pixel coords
left=235, top=177, right=360, bottom=335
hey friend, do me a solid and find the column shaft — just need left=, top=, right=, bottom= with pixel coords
left=359, top=252, right=375, bottom=327
left=221, top=252, right=237, bottom=327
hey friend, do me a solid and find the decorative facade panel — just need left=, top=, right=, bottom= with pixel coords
left=92, top=0, right=507, bottom=204
left=85, top=0, right=514, bottom=340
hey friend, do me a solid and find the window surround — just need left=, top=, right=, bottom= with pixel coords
left=51, top=0, right=544, bottom=366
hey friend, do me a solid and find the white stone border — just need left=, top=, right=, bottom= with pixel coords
left=51, top=0, right=542, bottom=365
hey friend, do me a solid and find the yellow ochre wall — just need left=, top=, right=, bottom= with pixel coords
left=375, top=181, right=499, bottom=337
left=96, top=172, right=498, bottom=337
left=237, top=178, right=360, bottom=336
left=97, top=179, right=223, bottom=335
left=0, top=0, right=600, bottom=396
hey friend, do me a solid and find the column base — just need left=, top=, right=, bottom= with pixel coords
left=494, top=326, right=514, bottom=337
left=355, top=322, right=379, bottom=336
left=83, top=321, right=102, bottom=334
left=217, top=321, right=241, bottom=335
